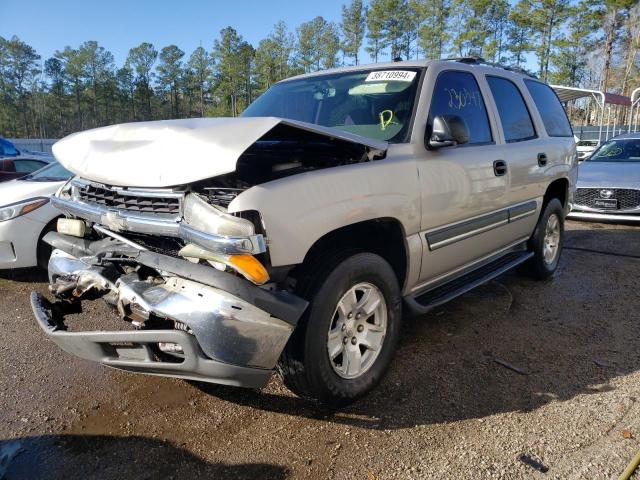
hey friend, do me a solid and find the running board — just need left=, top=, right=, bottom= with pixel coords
left=404, top=251, right=533, bottom=315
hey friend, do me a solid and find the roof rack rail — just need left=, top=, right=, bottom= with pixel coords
left=442, top=57, right=537, bottom=78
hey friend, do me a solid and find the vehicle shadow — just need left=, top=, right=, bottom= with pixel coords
left=193, top=225, right=640, bottom=431
left=0, top=435, right=289, bottom=480
left=0, top=267, right=48, bottom=283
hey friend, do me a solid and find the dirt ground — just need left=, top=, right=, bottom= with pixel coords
left=1, top=220, right=640, bottom=480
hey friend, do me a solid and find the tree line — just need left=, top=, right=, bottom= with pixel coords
left=1, top=0, right=638, bottom=139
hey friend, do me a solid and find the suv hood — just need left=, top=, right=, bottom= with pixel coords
left=577, top=161, right=640, bottom=189
left=52, top=117, right=388, bottom=187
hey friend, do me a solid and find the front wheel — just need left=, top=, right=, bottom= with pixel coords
left=521, top=198, right=564, bottom=279
left=278, top=253, right=402, bottom=405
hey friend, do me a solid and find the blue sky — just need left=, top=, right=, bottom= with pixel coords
left=2, top=0, right=534, bottom=69
left=2, top=0, right=346, bottom=64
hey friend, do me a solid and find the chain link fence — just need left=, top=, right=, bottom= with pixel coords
left=7, top=138, right=57, bottom=154
left=572, top=125, right=639, bottom=141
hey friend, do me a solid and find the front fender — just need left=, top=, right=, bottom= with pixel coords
left=229, top=156, right=421, bottom=267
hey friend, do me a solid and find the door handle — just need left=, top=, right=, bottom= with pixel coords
left=537, top=153, right=548, bottom=167
left=493, top=160, right=507, bottom=176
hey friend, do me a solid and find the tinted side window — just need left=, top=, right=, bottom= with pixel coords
left=524, top=80, right=572, bottom=137
left=13, top=160, right=46, bottom=173
left=486, top=76, right=536, bottom=142
left=429, top=71, right=492, bottom=145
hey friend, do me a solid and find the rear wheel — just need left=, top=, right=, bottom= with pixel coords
left=521, top=198, right=564, bottom=279
left=279, top=252, right=402, bottom=405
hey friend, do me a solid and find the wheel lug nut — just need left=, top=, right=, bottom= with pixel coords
left=357, top=325, right=364, bottom=332
left=341, top=324, right=346, bottom=331
left=347, top=312, right=353, bottom=319
left=343, top=337, right=348, bottom=344
left=356, top=313, right=361, bottom=320
left=351, top=337, right=357, bottom=345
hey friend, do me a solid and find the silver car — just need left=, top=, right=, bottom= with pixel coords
left=569, top=133, right=640, bottom=222
left=31, top=59, right=576, bottom=404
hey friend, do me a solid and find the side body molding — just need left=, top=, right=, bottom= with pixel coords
left=425, top=200, right=538, bottom=251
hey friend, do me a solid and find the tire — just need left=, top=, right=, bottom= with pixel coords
left=278, top=252, right=402, bottom=405
left=36, top=219, right=58, bottom=270
left=520, top=198, right=564, bottom=280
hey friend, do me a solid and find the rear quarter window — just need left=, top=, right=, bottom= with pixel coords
left=524, top=80, right=573, bottom=137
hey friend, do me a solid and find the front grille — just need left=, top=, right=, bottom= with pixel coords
left=78, top=184, right=181, bottom=215
left=574, top=188, right=640, bottom=210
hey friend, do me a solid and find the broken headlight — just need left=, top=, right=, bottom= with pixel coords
left=183, top=193, right=255, bottom=237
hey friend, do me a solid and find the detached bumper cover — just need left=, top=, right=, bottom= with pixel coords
left=31, top=292, right=272, bottom=388
left=32, top=232, right=309, bottom=388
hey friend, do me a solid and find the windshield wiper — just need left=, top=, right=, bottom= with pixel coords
left=30, top=177, right=66, bottom=182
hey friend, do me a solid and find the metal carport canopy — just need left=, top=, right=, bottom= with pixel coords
left=550, top=85, right=631, bottom=107
left=550, top=85, right=632, bottom=141
left=631, top=87, right=640, bottom=133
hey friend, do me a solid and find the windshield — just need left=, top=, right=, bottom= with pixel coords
left=21, top=161, right=72, bottom=182
left=588, top=139, right=640, bottom=163
left=242, top=68, right=422, bottom=142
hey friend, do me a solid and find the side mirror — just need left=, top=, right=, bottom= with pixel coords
left=427, top=115, right=470, bottom=149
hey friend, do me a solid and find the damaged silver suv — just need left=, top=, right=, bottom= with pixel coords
left=31, top=59, right=577, bottom=404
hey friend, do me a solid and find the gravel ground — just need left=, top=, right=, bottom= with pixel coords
left=1, top=220, right=639, bottom=480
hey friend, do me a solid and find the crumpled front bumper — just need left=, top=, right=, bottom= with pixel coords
left=31, top=292, right=272, bottom=388
left=31, top=232, right=308, bottom=389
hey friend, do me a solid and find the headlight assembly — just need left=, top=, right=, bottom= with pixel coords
left=0, top=197, right=49, bottom=222
left=183, top=193, right=255, bottom=237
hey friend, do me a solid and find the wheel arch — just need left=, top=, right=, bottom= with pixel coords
left=292, top=217, right=409, bottom=291
left=544, top=177, right=569, bottom=209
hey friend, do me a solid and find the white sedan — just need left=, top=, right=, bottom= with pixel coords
left=575, top=139, right=598, bottom=162
left=0, top=162, right=72, bottom=269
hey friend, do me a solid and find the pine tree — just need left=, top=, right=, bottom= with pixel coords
left=6, top=36, right=41, bottom=136
left=366, top=0, right=388, bottom=62
left=530, top=0, right=572, bottom=81
left=126, top=42, right=158, bottom=119
left=186, top=46, right=210, bottom=117
left=507, top=0, right=534, bottom=67
left=413, top=0, right=451, bottom=60
left=157, top=45, right=185, bottom=118
left=340, top=0, right=367, bottom=65
left=297, top=17, right=340, bottom=72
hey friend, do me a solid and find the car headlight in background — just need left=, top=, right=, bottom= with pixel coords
left=0, top=197, right=49, bottom=222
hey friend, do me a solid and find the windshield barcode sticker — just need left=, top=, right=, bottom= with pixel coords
left=365, top=70, right=416, bottom=82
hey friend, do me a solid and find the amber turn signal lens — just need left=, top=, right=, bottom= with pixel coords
left=21, top=199, right=49, bottom=215
left=228, top=255, right=269, bottom=285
